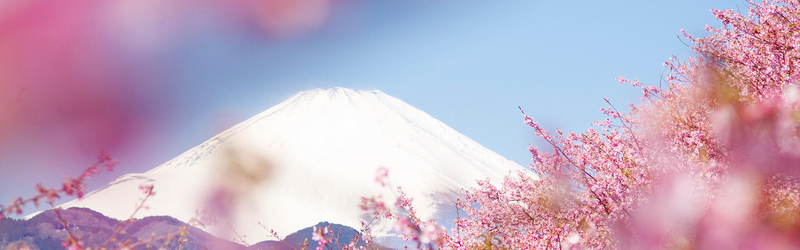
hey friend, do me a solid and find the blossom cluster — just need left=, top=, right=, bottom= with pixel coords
left=359, top=169, right=446, bottom=249
left=436, top=1, right=800, bottom=249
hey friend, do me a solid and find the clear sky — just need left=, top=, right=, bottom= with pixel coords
left=0, top=0, right=744, bottom=210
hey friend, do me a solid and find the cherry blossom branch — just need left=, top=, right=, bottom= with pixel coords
left=228, top=222, right=250, bottom=247
left=519, top=107, right=613, bottom=215
left=95, top=184, right=156, bottom=249
left=603, top=98, right=643, bottom=152
left=260, top=222, right=298, bottom=250
left=55, top=208, right=85, bottom=250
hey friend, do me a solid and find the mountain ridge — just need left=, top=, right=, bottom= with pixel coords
left=4, top=207, right=375, bottom=250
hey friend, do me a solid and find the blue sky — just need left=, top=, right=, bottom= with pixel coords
left=1, top=0, right=744, bottom=208
left=163, top=0, right=740, bottom=170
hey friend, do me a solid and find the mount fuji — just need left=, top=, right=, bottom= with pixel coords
left=51, top=87, right=528, bottom=246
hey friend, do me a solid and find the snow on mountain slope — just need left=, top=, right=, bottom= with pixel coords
left=54, top=87, right=529, bottom=245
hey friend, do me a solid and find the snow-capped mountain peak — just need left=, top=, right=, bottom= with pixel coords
left=56, top=87, right=527, bottom=246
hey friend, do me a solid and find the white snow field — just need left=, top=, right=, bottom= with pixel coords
left=54, top=87, right=528, bottom=246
